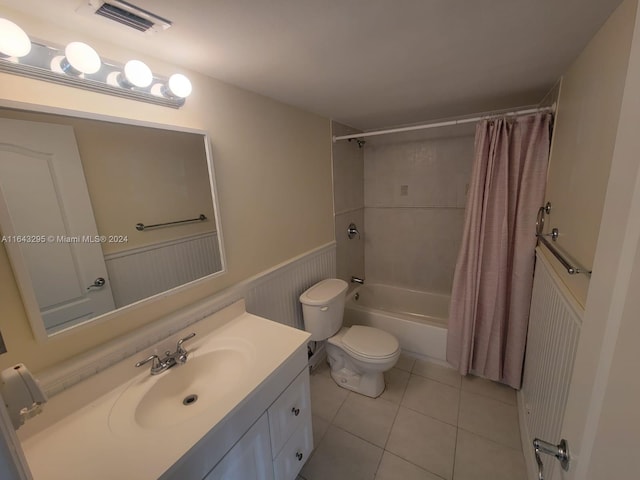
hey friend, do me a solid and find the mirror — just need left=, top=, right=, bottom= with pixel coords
left=0, top=105, right=226, bottom=340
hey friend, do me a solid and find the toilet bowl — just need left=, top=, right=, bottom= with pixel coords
left=300, top=278, right=400, bottom=397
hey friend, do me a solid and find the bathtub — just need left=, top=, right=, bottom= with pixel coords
left=343, top=283, right=449, bottom=361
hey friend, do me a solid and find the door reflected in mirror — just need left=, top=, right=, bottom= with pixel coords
left=0, top=107, right=226, bottom=340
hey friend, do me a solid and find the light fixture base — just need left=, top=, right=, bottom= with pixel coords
left=0, top=40, right=185, bottom=109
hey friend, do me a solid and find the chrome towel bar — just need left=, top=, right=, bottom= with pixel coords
left=536, top=235, right=592, bottom=277
left=136, top=214, right=207, bottom=231
left=535, top=202, right=591, bottom=277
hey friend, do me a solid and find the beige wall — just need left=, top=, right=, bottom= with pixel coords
left=0, top=109, right=216, bottom=254
left=542, top=0, right=636, bottom=305
left=0, top=7, right=333, bottom=372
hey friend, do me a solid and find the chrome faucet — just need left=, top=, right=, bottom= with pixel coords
left=351, top=276, right=364, bottom=284
left=135, top=332, right=196, bottom=375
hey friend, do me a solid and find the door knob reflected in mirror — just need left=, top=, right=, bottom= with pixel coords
left=87, top=277, right=106, bottom=290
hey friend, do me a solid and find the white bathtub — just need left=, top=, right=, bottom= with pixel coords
left=343, top=284, right=449, bottom=361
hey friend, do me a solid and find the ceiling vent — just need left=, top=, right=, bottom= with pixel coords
left=77, top=0, right=172, bottom=34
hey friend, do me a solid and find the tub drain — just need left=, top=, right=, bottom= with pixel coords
left=183, top=394, right=198, bottom=406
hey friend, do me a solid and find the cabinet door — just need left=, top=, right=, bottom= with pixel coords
left=204, top=414, right=273, bottom=480
left=268, top=369, right=311, bottom=457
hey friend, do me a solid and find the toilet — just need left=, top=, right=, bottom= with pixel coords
left=300, top=278, right=400, bottom=397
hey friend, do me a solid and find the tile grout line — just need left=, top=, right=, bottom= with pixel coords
left=391, top=372, right=454, bottom=480
left=452, top=377, right=463, bottom=480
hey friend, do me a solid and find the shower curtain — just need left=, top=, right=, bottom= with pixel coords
left=447, top=113, right=551, bottom=389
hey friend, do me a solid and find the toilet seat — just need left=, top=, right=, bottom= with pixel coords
left=341, top=325, right=399, bottom=360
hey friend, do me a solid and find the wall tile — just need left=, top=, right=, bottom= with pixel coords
left=335, top=209, right=365, bottom=284
left=364, top=207, right=465, bottom=293
left=332, top=122, right=364, bottom=214
left=364, top=135, right=474, bottom=208
left=362, top=132, right=473, bottom=295
left=332, top=121, right=365, bottom=285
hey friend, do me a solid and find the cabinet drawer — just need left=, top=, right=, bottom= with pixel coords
left=273, top=421, right=313, bottom=480
left=267, top=368, right=311, bottom=457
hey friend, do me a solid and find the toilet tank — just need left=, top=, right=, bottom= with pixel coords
left=299, top=278, right=348, bottom=341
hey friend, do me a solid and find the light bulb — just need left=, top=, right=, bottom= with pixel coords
left=0, top=18, right=31, bottom=58
left=62, top=42, right=101, bottom=75
left=123, top=60, right=152, bottom=88
left=166, top=73, right=192, bottom=98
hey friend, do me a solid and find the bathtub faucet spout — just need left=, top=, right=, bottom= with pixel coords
left=351, top=276, right=364, bottom=285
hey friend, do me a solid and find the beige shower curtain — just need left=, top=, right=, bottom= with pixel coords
left=446, top=113, right=551, bottom=389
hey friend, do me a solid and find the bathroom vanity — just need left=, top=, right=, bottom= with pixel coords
left=17, top=301, right=313, bottom=480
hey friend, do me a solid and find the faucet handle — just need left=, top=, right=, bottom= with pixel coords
left=176, top=332, right=196, bottom=354
left=135, top=354, right=164, bottom=374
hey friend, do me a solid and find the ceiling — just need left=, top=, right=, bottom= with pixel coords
left=0, top=0, right=624, bottom=130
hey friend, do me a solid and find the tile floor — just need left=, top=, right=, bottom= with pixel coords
left=296, top=354, right=527, bottom=480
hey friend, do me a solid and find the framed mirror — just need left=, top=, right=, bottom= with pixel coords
left=0, top=104, right=226, bottom=341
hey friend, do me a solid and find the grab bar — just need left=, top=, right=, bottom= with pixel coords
left=536, top=235, right=592, bottom=277
left=136, top=214, right=207, bottom=231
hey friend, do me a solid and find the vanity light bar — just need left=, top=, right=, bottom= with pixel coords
left=0, top=18, right=192, bottom=109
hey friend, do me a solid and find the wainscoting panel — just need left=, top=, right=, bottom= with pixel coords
left=105, top=232, right=222, bottom=308
left=246, top=247, right=336, bottom=329
left=519, top=250, right=583, bottom=480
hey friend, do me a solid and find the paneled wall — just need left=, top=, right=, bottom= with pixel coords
left=105, top=232, right=222, bottom=308
left=363, top=128, right=474, bottom=294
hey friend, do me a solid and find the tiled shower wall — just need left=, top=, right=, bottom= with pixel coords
left=364, top=129, right=474, bottom=294
left=332, top=122, right=365, bottom=285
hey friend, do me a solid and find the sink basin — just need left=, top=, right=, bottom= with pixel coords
left=109, top=340, right=255, bottom=434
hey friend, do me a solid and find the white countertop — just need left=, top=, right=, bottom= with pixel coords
left=18, top=302, right=310, bottom=480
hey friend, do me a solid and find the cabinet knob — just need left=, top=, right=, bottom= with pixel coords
left=291, top=407, right=300, bottom=416
left=296, top=451, right=304, bottom=461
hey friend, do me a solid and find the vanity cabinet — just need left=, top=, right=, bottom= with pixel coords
left=203, top=414, right=273, bottom=480
left=203, top=368, right=313, bottom=480
left=19, top=305, right=313, bottom=480
left=268, top=368, right=313, bottom=479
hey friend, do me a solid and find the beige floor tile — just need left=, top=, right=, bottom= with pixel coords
left=386, top=407, right=457, bottom=480
left=460, top=375, right=516, bottom=405
left=312, top=414, right=330, bottom=447
left=395, top=352, right=417, bottom=372
left=458, top=391, right=521, bottom=449
left=300, top=426, right=383, bottom=480
left=380, top=368, right=410, bottom=404
left=412, top=359, right=462, bottom=388
left=309, top=373, right=349, bottom=421
left=453, top=429, right=526, bottom=480
left=375, top=451, right=444, bottom=480
left=333, top=392, right=399, bottom=447
left=402, top=375, right=460, bottom=425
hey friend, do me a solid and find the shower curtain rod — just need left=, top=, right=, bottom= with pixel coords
left=332, top=103, right=556, bottom=142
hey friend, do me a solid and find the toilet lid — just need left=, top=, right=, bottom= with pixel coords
left=342, top=326, right=399, bottom=359
left=299, top=278, right=348, bottom=306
